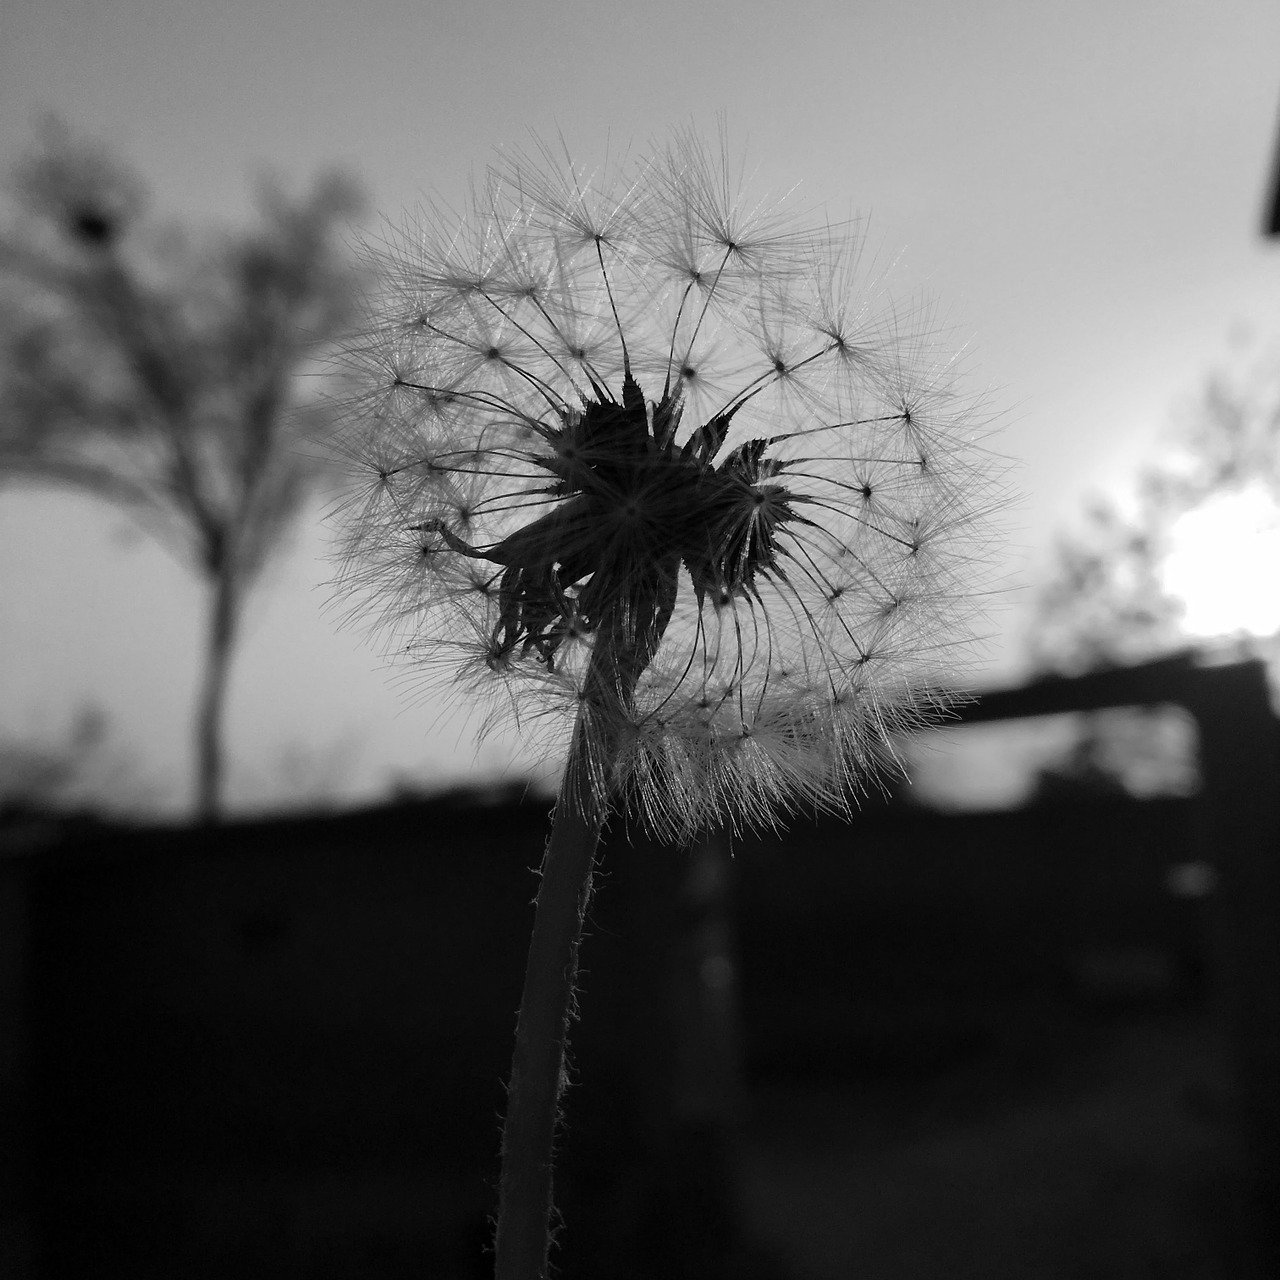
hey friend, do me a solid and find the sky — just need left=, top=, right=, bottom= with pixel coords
left=1, top=0, right=1279, bottom=815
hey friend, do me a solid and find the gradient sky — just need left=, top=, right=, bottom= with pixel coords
left=2, top=0, right=1279, bottom=814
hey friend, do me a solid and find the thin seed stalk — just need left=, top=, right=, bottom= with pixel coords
left=493, top=723, right=605, bottom=1280
left=493, top=629, right=643, bottom=1279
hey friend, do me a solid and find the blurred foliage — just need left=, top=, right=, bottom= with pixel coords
left=1030, top=339, right=1280, bottom=677
left=0, top=706, right=149, bottom=823
left=0, top=118, right=371, bottom=818
left=0, top=116, right=368, bottom=581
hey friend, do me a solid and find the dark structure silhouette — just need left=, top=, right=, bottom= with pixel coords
left=0, top=655, right=1274, bottom=1277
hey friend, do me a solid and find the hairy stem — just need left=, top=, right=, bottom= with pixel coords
left=493, top=715, right=607, bottom=1280
left=493, top=602, right=659, bottom=1278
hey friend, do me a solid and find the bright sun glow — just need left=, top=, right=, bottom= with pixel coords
left=1160, top=482, right=1280, bottom=638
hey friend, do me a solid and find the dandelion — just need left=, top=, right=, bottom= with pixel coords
left=334, top=127, right=1003, bottom=1278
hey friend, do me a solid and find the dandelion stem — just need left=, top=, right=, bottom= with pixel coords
left=493, top=660, right=617, bottom=1278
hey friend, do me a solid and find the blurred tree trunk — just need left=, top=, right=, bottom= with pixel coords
left=195, top=552, right=237, bottom=823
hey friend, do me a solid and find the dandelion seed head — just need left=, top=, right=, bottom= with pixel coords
left=334, top=129, right=1006, bottom=841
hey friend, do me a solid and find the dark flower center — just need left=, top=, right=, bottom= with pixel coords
left=427, top=372, right=802, bottom=676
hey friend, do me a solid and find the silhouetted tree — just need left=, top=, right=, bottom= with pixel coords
left=0, top=121, right=367, bottom=820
